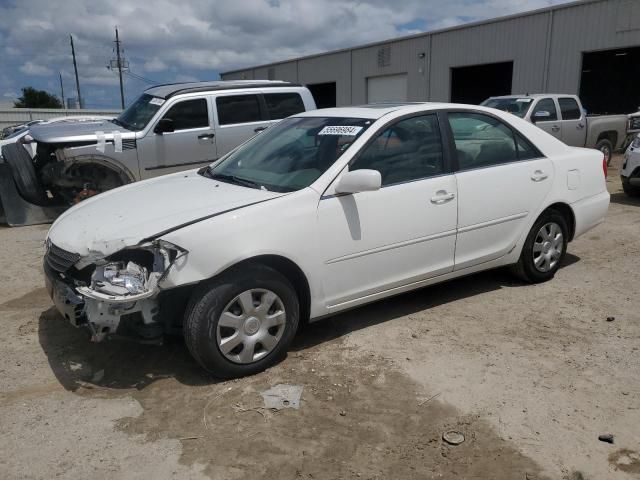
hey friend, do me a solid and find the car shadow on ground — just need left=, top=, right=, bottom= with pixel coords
left=38, top=256, right=580, bottom=392
left=609, top=192, right=640, bottom=206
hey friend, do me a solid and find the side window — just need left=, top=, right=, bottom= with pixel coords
left=558, top=98, right=581, bottom=120
left=532, top=98, right=558, bottom=122
left=216, top=95, right=262, bottom=125
left=351, top=114, right=444, bottom=186
left=264, top=93, right=305, bottom=120
left=162, top=98, right=208, bottom=130
left=449, top=112, right=519, bottom=169
left=515, top=133, right=540, bottom=160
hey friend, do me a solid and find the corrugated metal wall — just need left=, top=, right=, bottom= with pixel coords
left=221, top=0, right=640, bottom=105
left=0, top=108, right=121, bottom=131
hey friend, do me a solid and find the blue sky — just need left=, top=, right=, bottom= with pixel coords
left=0, top=0, right=573, bottom=110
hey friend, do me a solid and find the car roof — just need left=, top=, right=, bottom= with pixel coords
left=487, top=94, right=574, bottom=100
left=295, top=102, right=451, bottom=119
left=144, top=80, right=300, bottom=99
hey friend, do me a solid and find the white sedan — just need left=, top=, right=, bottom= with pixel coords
left=43, top=103, right=610, bottom=378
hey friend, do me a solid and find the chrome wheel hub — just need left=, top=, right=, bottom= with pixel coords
left=533, top=222, right=564, bottom=273
left=216, top=289, right=286, bottom=364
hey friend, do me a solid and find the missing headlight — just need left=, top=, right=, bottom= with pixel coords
left=78, top=240, right=187, bottom=301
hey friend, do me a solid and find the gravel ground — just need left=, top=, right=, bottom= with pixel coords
left=0, top=155, right=638, bottom=479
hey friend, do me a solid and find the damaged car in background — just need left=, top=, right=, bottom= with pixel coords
left=0, top=80, right=315, bottom=226
left=44, top=103, right=609, bottom=378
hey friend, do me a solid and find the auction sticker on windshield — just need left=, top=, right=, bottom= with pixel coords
left=318, top=125, right=363, bottom=136
left=149, top=97, right=166, bottom=106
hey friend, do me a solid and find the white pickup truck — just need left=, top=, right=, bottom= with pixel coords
left=481, top=94, right=630, bottom=165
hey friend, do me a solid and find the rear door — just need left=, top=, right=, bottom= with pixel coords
left=139, top=96, right=216, bottom=178
left=531, top=97, right=562, bottom=140
left=213, top=93, right=271, bottom=157
left=447, top=111, right=554, bottom=270
left=558, top=97, right=587, bottom=147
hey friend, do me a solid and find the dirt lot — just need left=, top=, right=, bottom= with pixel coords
left=1, top=156, right=639, bottom=479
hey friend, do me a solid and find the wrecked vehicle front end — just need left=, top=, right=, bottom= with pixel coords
left=44, top=239, right=187, bottom=342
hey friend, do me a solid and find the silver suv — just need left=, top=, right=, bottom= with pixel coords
left=0, top=81, right=316, bottom=226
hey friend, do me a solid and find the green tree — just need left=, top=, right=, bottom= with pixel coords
left=14, top=87, right=63, bottom=109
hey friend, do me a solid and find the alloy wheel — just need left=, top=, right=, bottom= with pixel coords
left=532, top=222, right=564, bottom=273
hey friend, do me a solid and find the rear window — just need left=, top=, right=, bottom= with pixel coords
left=558, top=98, right=582, bottom=120
left=216, top=95, right=262, bottom=125
left=264, top=93, right=305, bottom=120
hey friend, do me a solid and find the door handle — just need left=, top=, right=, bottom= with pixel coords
left=551, top=125, right=560, bottom=132
left=254, top=126, right=267, bottom=133
left=577, top=123, right=585, bottom=129
left=531, top=170, right=548, bottom=182
left=197, top=133, right=215, bottom=140
left=430, top=191, right=455, bottom=204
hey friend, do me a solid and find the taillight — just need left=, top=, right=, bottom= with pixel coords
left=603, top=157, right=608, bottom=177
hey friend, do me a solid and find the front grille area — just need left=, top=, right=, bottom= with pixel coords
left=45, top=242, right=81, bottom=273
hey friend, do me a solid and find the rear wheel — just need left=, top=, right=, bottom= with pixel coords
left=184, top=265, right=299, bottom=378
left=512, top=210, right=568, bottom=283
left=596, top=139, right=613, bottom=167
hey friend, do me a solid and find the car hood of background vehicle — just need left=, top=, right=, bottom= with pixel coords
left=30, top=120, right=132, bottom=144
left=47, top=169, right=285, bottom=258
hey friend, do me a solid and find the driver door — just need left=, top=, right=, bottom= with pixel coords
left=317, top=113, right=458, bottom=311
left=530, top=97, right=562, bottom=140
left=138, top=96, right=217, bottom=178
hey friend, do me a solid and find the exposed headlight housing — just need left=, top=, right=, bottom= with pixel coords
left=632, top=135, right=640, bottom=149
left=77, top=240, right=187, bottom=302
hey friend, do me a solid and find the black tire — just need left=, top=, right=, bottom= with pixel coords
left=595, top=138, right=614, bottom=167
left=511, top=209, right=569, bottom=283
left=622, top=176, right=640, bottom=197
left=1, top=143, right=46, bottom=204
left=183, top=265, right=299, bottom=378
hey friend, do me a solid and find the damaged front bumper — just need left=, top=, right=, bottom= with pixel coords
left=43, top=240, right=186, bottom=342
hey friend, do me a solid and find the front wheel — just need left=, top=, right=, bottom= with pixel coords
left=184, top=265, right=299, bottom=378
left=511, top=210, right=568, bottom=283
left=596, top=139, right=614, bottom=167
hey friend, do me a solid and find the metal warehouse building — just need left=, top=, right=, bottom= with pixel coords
left=221, top=0, right=640, bottom=115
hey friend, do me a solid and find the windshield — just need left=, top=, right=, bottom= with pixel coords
left=114, top=93, right=163, bottom=131
left=480, top=97, right=533, bottom=118
left=204, top=116, right=373, bottom=192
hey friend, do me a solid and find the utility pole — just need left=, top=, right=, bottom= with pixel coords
left=59, top=72, right=65, bottom=108
left=115, top=27, right=125, bottom=109
left=70, top=35, right=82, bottom=108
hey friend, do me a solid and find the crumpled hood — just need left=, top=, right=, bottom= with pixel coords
left=47, top=169, right=284, bottom=258
left=30, top=120, right=132, bottom=144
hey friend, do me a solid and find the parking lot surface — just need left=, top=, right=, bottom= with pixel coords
left=1, top=156, right=638, bottom=479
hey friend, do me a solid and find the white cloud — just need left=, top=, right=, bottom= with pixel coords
left=0, top=0, right=571, bottom=105
left=143, top=57, right=168, bottom=72
left=19, top=61, right=53, bottom=76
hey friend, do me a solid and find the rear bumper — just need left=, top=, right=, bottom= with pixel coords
left=572, top=190, right=610, bottom=239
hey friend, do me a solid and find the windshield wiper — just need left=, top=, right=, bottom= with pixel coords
left=209, top=172, right=267, bottom=190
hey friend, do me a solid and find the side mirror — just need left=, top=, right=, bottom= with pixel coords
left=532, top=110, right=551, bottom=123
left=335, top=169, right=381, bottom=194
left=154, top=118, right=174, bottom=134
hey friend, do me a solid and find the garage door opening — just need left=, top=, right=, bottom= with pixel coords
left=306, top=82, right=336, bottom=109
left=580, top=46, right=640, bottom=114
left=450, top=61, right=513, bottom=105
left=366, top=74, right=408, bottom=103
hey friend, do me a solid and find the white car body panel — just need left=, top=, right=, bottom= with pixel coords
left=45, top=103, right=610, bottom=326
